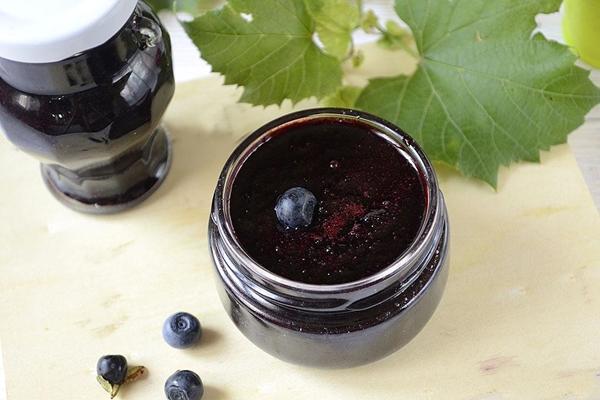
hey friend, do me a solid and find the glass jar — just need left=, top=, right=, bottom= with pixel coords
left=209, top=109, right=450, bottom=368
left=0, top=0, right=174, bottom=213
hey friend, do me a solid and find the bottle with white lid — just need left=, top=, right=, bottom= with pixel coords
left=0, top=0, right=174, bottom=214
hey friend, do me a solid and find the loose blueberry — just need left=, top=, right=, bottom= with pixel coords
left=97, top=355, right=128, bottom=385
left=275, top=187, right=317, bottom=229
left=165, top=370, right=204, bottom=400
left=162, top=312, right=202, bottom=349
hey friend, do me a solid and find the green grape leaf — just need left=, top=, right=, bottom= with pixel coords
left=304, top=0, right=360, bottom=60
left=352, top=49, right=365, bottom=67
left=323, top=85, right=363, bottom=108
left=356, top=0, right=600, bottom=187
left=146, top=0, right=222, bottom=14
left=146, top=0, right=173, bottom=11
left=377, top=20, right=412, bottom=50
left=361, top=9, right=379, bottom=33
left=184, top=0, right=343, bottom=106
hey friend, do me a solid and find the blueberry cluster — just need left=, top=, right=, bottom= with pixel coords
left=97, top=311, right=204, bottom=400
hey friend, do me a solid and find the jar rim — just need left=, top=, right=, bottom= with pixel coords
left=213, top=108, right=441, bottom=295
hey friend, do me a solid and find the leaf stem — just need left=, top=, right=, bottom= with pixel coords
left=343, top=40, right=356, bottom=63
left=375, top=22, right=419, bottom=59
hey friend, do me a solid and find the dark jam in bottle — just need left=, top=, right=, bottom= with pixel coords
left=0, top=1, right=174, bottom=213
left=230, top=118, right=427, bottom=285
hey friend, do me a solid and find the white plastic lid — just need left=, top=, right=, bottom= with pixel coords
left=0, top=0, right=138, bottom=63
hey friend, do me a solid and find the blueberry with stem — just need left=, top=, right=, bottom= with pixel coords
left=163, top=312, right=202, bottom=349
left=98, top=355, right=127, bottom=381
left=96, top=355, right=147, bottom=399
left=165, top=370, right=204, bottom=400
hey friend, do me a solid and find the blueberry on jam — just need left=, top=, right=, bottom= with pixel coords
left=275, top=187, right=317, bottom=229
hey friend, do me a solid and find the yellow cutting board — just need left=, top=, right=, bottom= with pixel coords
left=1, top=46, right=600, bottom=399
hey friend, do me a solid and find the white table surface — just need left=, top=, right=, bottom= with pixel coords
left=1, top=3, right=598, bottom=400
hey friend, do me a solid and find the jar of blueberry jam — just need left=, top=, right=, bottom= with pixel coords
left=209, top=109, right=449, bottom=368
left=0, top=0, right=173, bottom=213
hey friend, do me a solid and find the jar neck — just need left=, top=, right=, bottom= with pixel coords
left=0, top=2, right=155, bottom=96
left=211, top=108, right=445, bottom=316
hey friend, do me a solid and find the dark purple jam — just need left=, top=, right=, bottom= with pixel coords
left=230, top=118, right=427, bottom=285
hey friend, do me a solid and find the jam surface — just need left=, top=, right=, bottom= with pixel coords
left=230, top=118, right=427, bottom=285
